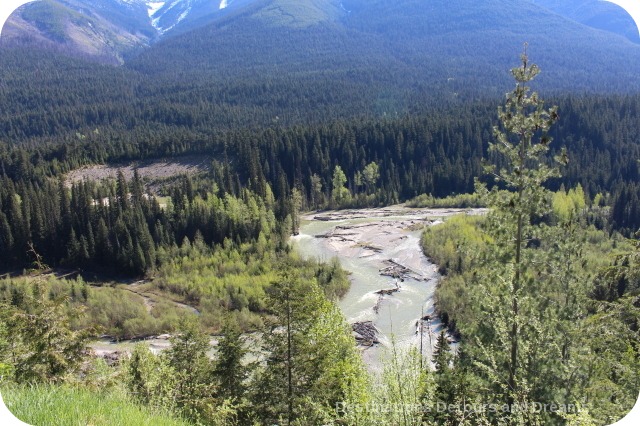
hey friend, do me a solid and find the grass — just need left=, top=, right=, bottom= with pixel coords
left=1, top=384, right=190, bottom=426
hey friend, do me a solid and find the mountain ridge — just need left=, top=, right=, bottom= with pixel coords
left=127, top=0, right=640, bottom=95
left=3, top=0, right=640, bottom=65
left=1, top=0, right=156, bottom=64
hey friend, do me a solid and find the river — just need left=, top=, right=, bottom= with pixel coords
left=293, top=206, right=484, bottom=370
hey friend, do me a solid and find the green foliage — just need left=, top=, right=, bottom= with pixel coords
left=212, top=317, right=248, bottom=404
left=85, top=286, right=178, bottom=339
left=432, top=332, right=452, bottom=374
left=5, top=268, right=356, bottom=425
left=551, top=184, right=586, bottom=223
left=418, top=52, right=639, bottom=425
left=166, top=318, right=210, bottom=376
left=331, top=165, right=352, bottom=208
left=0, top=173, right=277, bottom=275
left=421, top=214, right=490, bottom=276
left=126, top=345, right=177, bottom=411
left=0, top=295, right=88, bottom=384
left=470, top=50, right=562, bottom=418
left=362, top=161, right=380, bottom=194
left=1, top=89, right=638, bottom=253
left=423, top=217, right=637, bottom=422
left=153, top=242, right=350, bottom=332
left=610, top=181, right=640, bottom=237
left=582, top=239, right=640, bottom=424
left=407, top=193, right=486, bottom=208
left=164, top=319, right=227, bottom=425
left=251, top=262, right=369, bottom=425
left=370, top=344, right=431, bottom=426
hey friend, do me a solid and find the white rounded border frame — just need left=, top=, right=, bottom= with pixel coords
left=0, top=0, right=638, bottom=424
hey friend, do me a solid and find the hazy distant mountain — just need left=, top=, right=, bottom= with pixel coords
left=533, top=0, right=640, bottom=44
left=3, top=0, right=639, bottom=67
left=2, top=0, right=640, bottom=124
left=128, top=0, right=640, bottom=95
left=0, top=0, right=261, bottom=63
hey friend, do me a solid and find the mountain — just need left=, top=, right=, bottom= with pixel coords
left=1, top=0, right=156, bottom=64
left=533, top=0, right=640, bottom=44
left=4, top=0, right=640, bottom=66
left=129, top=0, right=640, bottom=95
left=146, top=0, right=261, bottom=35
left=0, top=0, right=263, bottom=63
left=2, top=0, right=640, bottom=142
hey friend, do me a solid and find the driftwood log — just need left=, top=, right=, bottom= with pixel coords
left=374, top=288, right=399, bottom=296
left=352, top=321, right=380, bottom=346
left=379, top=259, right=425, bottom=281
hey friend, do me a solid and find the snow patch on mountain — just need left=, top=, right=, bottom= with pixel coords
left=146, top=0, right=193, bottom=34
left=128, top=0, right=255, bottom=35
left=176, top=7, right=191, bottom=25
left=147, top=1, right=166, bottom=18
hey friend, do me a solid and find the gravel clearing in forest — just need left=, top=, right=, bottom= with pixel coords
left=65, top=156, right=212, bottom=187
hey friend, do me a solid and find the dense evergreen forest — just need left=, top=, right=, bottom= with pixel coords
left=1, top=86, right=638, bottom=274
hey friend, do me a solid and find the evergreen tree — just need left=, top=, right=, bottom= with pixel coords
left=290, top=187, right=302, bottom=236
left=1, top=296, right=88, bottom=384
left=0, top=212, right=14, bottom=265
left=432, top=331, right=452, bottom=373
left=165, top=317, right=217, bottom=423
left=252, top=262, right=368, bottom=425
left=213, top=316, right=248, bottom=402
left=127, top=344, right=177, bottom=411
left=473, top=47, right=560, bottom=422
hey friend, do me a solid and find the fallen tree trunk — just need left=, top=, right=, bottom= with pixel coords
left=352, top=321, right=380, bottom=346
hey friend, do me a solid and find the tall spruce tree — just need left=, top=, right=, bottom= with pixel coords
left=472, top=47, right=561, bottom=423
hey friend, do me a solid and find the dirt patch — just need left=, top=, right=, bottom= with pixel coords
left=118, top=281, right=201, bottom=315
left=65, top=156, right=212, bottom=188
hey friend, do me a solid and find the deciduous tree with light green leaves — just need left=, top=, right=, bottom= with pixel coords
left=331, top=165, right=351, bottom=207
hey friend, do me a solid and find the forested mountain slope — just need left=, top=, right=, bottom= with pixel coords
left=1, top=0, right=639, bottom=269
left=3, top=0, right=640, bottom=90
left=130, top=0, right=640, bottom=94
left=2, top=0, right=640, bottom=147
